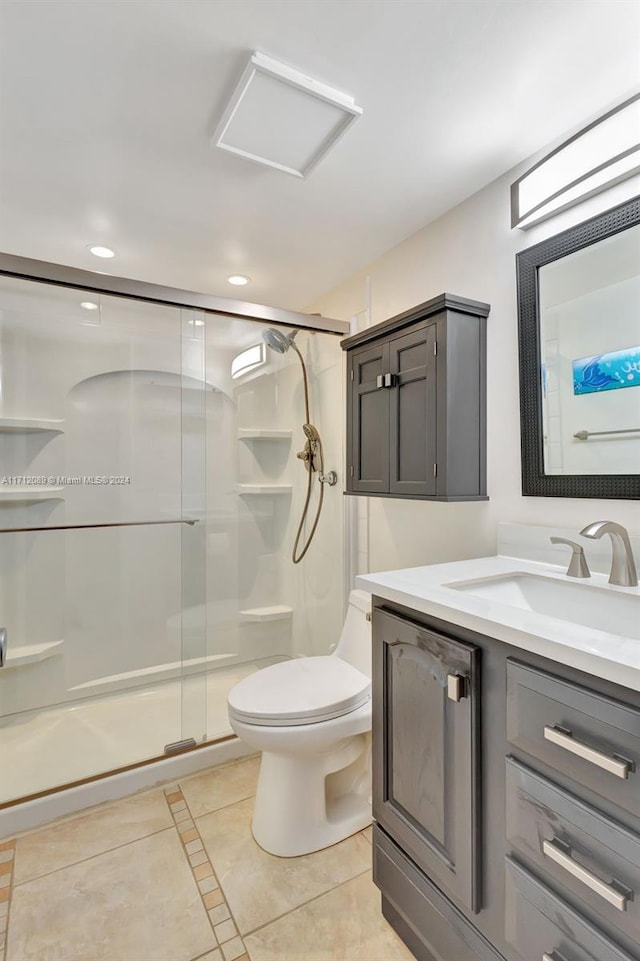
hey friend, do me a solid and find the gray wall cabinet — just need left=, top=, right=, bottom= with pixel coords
left=342, top=293, right=489, bottom=501
left=371, top=597, right=640, bottom=961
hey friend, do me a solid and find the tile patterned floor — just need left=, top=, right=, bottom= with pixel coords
left=1, top=756, right=414, bottom=961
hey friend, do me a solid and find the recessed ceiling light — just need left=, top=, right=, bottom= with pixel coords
left=227, top=274, right=250, bottom=286
left=87, top=244, right=116, bottom=259
left=81, top=301, right=99, bottom=310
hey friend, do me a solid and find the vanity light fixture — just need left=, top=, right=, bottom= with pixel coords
left=87, top=244, right=116, bottom=258
left=231, top=342, right=266, bottom=379
left=511, top=93, right=640, bottom=229
left=213, top=51, right=362, bottom=178
left=227, top=274, right=250, bottom=286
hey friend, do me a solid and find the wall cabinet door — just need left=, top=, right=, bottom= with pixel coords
left=372, top=607, right=481, bottom=912
left=388, top=324, right=436, bottom=497
left=348, top=342, right=390, bottom=492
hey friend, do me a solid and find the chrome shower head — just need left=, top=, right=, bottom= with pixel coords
left=262, top=327, right=299, bottom=354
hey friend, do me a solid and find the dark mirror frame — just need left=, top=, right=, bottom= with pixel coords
left=517, top=194, right=640, bottom=500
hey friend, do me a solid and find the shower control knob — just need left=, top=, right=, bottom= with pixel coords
left=319, top=471, right=338, bottom=486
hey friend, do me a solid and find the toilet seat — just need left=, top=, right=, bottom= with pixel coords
left=228, top=656, right=370, bottom=727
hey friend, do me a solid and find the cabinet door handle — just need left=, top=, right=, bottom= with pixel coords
left=542, top=839, right=629, bottom=911
left=543, top=725, right=630, bottom=779
left=447, top=673, right=467, bottom=701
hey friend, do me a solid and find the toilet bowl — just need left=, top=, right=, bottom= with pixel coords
left=227, top=589, right=372, bottom=857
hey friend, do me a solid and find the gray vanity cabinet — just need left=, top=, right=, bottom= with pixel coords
left=371, top=598, right=640, bottom=961
left=343, top=293, right=489, bottom=501
left=372, top=607, right=481, bottom=912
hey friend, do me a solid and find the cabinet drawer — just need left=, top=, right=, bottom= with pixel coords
left=505, top=857, right=636, bottom=961
left=506, top=757, right=640, bottom=946
left=506, top=661, right=640, bottom=817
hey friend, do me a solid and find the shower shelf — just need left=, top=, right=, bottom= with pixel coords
left=1, top=639, right=64, bottom=669
left=238, top=484, right=292, bottom=495
left=238, top=429, right=292, bottom=440
left=0, top=487, right=64, bottom=502
left=0, top=417, right=64, bottom=433
left=240, top=605, right=293, bottom=622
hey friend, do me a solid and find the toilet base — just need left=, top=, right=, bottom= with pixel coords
left=251, top=732, right=372, bottom=857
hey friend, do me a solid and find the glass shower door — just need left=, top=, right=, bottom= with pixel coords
left=0, top=278, right=208, bottom=802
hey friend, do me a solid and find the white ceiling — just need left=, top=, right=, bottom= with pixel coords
left=1, top=0, right=639, bottom=312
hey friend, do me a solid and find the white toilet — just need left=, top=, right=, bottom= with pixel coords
left=227, top=589, right=372, bottom=857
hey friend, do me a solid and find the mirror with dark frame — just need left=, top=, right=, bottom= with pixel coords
left=517, top=195, right=640, bottom=499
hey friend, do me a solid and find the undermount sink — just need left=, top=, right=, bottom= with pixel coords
left=446, top=572, right=640, bottom=640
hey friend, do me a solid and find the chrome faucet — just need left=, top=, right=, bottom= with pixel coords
left=580, top=521, right=638, bottom=587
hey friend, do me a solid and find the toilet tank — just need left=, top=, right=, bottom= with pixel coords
left=333, top=590, right=372, bottom=679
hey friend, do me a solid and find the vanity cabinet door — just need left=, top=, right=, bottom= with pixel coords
left=372, top=607, right=481, bottom=912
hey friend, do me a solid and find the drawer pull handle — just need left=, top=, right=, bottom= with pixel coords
left=542, top=839, right=629, bottom=912
left=543, top=725, right=630, bottom=779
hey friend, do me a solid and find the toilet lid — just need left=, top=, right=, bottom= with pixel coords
left=228, top=656, right=371, bottom=727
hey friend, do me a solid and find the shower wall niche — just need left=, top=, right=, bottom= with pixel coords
left=0, top=273, right=345, bottom=803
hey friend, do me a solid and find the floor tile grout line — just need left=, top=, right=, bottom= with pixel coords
left=9, top=823, right=176, bottom=889
left=186, top=791, right=258, bottom=823
left=242, top=864, right=372, bottom=941
left=163, top=786, right=250, bottom=961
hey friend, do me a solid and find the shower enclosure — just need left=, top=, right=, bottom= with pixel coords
left=0, top=256, right=347, bottom=806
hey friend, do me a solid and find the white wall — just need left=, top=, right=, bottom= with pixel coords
left=309, top=166, right=640, bottom=575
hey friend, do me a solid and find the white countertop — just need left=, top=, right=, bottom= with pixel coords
left=357, top=555, right=640, bottom=693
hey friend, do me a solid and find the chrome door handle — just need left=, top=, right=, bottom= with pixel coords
left=376, top=374, right=384, bottom=388
left=447, top=673, right=467, bottom=701
left=543, top=725, right=630, bottom=779
left=0, top=627, right=6, bottom=668
left=542, top=838, right=629, bottom=911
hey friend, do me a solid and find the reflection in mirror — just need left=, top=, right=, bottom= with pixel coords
left=517, top=194, right=640, bottom=499
left=539, top=225, right=640, bottom=476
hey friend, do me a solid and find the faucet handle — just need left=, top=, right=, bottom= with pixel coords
left=550, top=537, right=591, bottom=578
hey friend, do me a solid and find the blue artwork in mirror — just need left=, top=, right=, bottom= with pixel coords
left=572, top=345, right=640, bottom=395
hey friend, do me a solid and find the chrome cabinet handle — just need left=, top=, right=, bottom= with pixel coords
left=447, top=674, right=467, bottom=701
left=543, top=725, right=630, bottom=779
left=542, top=839, right=629, bottom=911
left=0, top=627, right=6, bottom=668
left=376, top=374, right=384, bottom=388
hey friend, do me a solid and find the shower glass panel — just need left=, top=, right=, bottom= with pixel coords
left=0, top=279, right=207, bottom=801
left=0, top=272, right=345, bottom=805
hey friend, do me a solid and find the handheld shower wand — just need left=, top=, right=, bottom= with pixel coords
left=262, top=327, right=335, bottom=563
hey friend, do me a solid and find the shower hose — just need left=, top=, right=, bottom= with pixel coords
left=290, top=341, right=325, bottom=564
